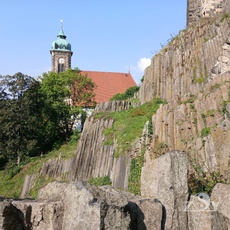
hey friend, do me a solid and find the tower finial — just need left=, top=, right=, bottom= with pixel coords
left=60, top=19, right=63, bottom=29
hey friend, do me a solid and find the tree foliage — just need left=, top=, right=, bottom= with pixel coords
left=70, top=69, right=96, bottom=107
left=39, top=69, right=94, bottom=143
left=0, top=69, right=95, bottom=168
left=0, top=73, right=41, bottom=165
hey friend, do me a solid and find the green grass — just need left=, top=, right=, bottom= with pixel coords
left=88, top=175, right=112, bottom=186
left=0, top=140, right=78, bottom=198
left=128, top=149, right=145, bottom=195
left=100, top=98, right=167, bottom=157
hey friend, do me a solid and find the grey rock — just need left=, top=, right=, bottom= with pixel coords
left=94, top=100, right=132, bottom=114
left=141, top=151, right=189, bottom=230
left=20, top=174, right=37, bottom=198
left=69, top=117, right=115, bottom=182
left=187, top=0, right=230, bottom=25
left=211, top=183, right=230, bottom=229
left=0, top=200, right=23, bottom=230
left=187, top=195, right=212, bottom=230
left=0, top=181, right=163, bottom=229
left=37, top=181, right=164, bottom=229
left=12, top=200, right=64, bottom=230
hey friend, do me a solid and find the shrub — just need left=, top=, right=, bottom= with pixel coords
left=193, top=76, right=205, bottom=84
left=200, top=127, right=211, bottom=137
left=188, top=164, right=225, bottom=195
left=110, top=86, right=140, bottom=101
left=68, top=130, right=81, bottom=146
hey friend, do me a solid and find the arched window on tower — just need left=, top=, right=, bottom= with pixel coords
left=58, top=58, right=65, bottom=73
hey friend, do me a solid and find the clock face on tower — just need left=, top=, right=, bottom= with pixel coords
left=59, top=58, right=64, bottom=64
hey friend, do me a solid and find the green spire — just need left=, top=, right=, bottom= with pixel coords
left=51, top=20, right=71, bottom=51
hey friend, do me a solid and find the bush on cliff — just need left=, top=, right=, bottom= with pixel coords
left=109, top=86, right=140, bottom=101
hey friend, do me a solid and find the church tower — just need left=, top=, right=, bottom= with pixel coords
left=50, top=23, right=73, bottom=73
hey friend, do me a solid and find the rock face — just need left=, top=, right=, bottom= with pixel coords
left=138, top=14, right=230, bottom=177
left=1, top=181, right=164, bottom=230
left=69, top=117, right=116, bottom=181
left=0, top=201, right=24, bottom=230
left=187, top=195, right=212, bottom=230
left=187, top=0, right=230, bottom=25
left=146, top=73, right=230, bottom=176
left=140, top=15, right=230, bottom=104
left=141, top=151, right=189, bottom=230
left=39, top=156, right=73, bottom=180
left=94, top=100, right=132, bottom=113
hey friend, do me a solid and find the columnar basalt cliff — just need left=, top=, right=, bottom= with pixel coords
left=3, top=3, right=230, bottom=230
left=139, top=15, right=230, bottom=178
left=140, top=15, right=230, bottom=104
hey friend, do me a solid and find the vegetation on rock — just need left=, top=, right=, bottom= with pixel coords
left=128, top=148, right=145, bottom=195
left=88, top=175, right=111, bottom=186
left=100, top=97, right=167, bottom=157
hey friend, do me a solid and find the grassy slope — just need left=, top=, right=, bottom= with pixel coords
left=0, top=143, right=76, bottom=198
left=96, top=98, right=166, bottom=157
left=0, top=98, right=166, bottom=198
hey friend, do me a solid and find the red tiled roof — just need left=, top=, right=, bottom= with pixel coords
left=80, top=70, right=136, bottom=103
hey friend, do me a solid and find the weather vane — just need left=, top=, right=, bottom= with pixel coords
left=60, top=19, right=63, bottom=29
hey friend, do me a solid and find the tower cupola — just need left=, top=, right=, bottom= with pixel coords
left=51, top=29, right=72, bottom=51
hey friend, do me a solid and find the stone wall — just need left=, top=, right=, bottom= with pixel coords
left=187, top=0, right=230, bottom=25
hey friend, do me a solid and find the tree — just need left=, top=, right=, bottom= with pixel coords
left=0, top=73, right=41, bottom=165
left=69, top=69, right=96, bottom=107
left=39, top=68, right=95, bottom=143
left=0, top=69, right=96, bottom=167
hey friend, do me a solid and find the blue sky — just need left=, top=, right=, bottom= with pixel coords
left=0, top=1, right=187, bottom=83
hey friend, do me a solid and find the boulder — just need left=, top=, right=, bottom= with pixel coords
left=141, top=150, right=189, bottom=230
left=187, top=195, right=212, bottom=230
left=211, top=183, right=230, bottom=229
left=0, top=181, right=164, bottom=229
left=0, top=200, right=24, bottom=230
left=12, top=200, right=64, bottom=230
left=38, top=181, right=164, bottom=229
